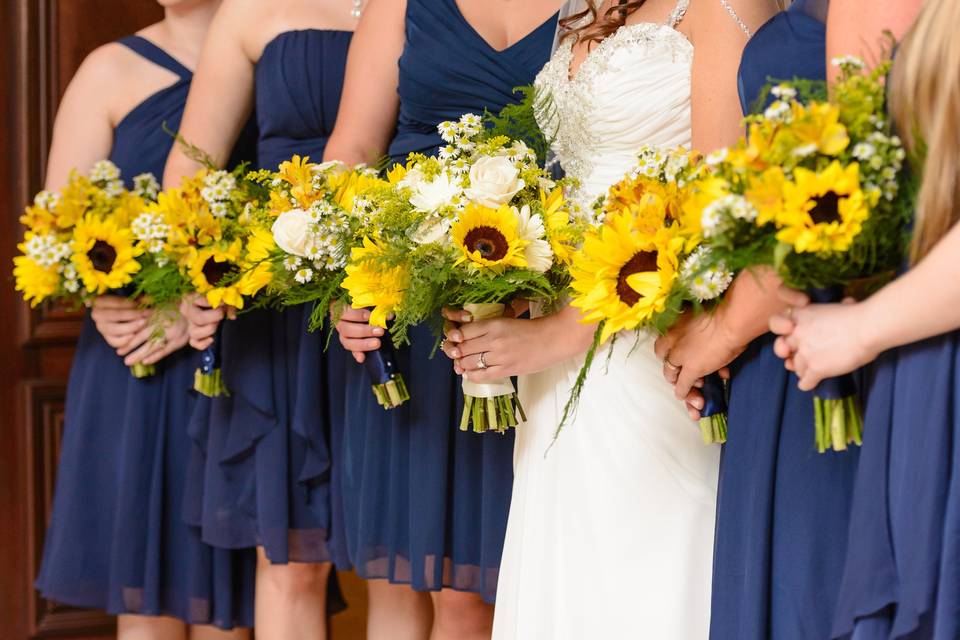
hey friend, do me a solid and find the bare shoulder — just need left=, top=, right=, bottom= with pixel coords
left=684, top=0, right=778, bottom=40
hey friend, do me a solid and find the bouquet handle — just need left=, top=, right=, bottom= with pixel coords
left=808, top=286, right=862, bottom=452
left=363, top=326, right=409, bottom=410
left=459, top=303, right=526, bottom=434
left=698, top=372, right=728, bottom=444
left=195, top=325, right=229, bottom=397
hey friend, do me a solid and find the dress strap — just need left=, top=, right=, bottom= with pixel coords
left=666, top=0, right=690, bottom=27
left=717, top=0, right=752, bottom=37
left=116, top=35, right=192, bottom=79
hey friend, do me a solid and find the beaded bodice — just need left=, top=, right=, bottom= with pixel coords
left=535, top=3, right=693, bottom=204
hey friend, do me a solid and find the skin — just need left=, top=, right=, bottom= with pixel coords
left=51, top=3, right=249, bottom=637
left=652, top=0, right=925, bottom=419
left=770, top=222, right=960, bottom=390
left=437, top=0, right=777, bottom=418
left=162, top=3, right=372, bottom=639
left=49, top=0, right=225, bottom=369
left=324, top=0, right=563, bottom=637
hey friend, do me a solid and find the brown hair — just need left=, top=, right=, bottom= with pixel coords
left=560, top=0, right=648, bottom=45
left=889, top=0, right=960, bottom=263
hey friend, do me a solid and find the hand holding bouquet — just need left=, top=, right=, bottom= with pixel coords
left=342, top=113, right=584, bottom=432
left=694, top=57, right=910, bottom=452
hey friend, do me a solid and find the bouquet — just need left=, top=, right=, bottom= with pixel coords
left=134, top=165, right=272, bottom=395
left=242, top=156, right=412, bottom=409
left=342, top=113, right=584, bottom=433
left=14, top=161, right=161, bottom=377
left=695, top=57, right=910, bottom=452
left=566, top=146, right=734, bottom=443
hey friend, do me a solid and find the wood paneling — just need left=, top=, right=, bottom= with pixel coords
left=0, top=2, right=162, bottom=638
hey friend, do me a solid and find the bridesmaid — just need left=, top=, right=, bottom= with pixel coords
left=654, top=2, right=919, bottom=638
left=164, top=1, right=359, bottom=638
left=324, top=0, right=561, bottom=637
left=34, top=1, right=256, bottom=638
left=772, top=1, right=956, bottom=638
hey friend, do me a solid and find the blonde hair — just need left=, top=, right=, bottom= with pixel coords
left=890, top=0, right=960, bottom=263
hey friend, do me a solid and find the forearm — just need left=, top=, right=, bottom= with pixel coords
left=858, top=224, right=960, bottom=353
left=719, top=267, right=786, bottom=346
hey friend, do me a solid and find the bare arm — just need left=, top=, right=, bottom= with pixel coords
left=826, top=0, right=922, bottom=75
left=322, top=0, right=407, bottom=165
left=44, top=46, right=120, bottom=189
left=162, top=0, right=257, bottom=188
left=688, top=0, right=776, bottom=152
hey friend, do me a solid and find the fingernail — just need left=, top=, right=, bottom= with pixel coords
left=373, top=327, right=384, bottom=336
left=461, top=313, right=472, bottom=322
left=693, top=398, right=704, bottom=410
left=463, top=372, right=470, bottom=381
left=362, top=310, right=371, bottom=321
left=449, top=331, right=462, bottom=342
left=451, top=349, right=461, bottom=358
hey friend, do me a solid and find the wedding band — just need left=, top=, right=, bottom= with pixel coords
left=477, top=352, right=488, bottom=370
left=786, top=306, right=795, bottom=321
left=664, top=356, right=680, bottom=371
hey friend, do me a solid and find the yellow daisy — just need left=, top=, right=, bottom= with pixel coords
left=238, top=227, right=276, bottom=298
left=776, top=161, right=870, bottom=253
left=13, top=255, right=60, bottom=307
left=188, top=239, right=245, bottom=309
left=342, top=237, right=409, bottom=329
left=451, top=203, right=528, bottom=272
left=570, top=211, right=681, bottom=344
left=71, top=214, right=142, bottom=294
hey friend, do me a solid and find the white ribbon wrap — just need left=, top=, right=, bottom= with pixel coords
left=461, top=303, right=517, bottom=399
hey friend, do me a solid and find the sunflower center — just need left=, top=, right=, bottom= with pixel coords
left=810, top=191, right=841, bottom=224
left=616, top=251, right=658, bottom=307
left=202, top=257, right=238, bottom=287
left=463, top=226, right=509, bottom=261
left=88, top=240, right=117, bottom=273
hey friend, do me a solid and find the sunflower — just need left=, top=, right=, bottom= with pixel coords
left=570, top=210, right=682, bottom=343
left=776, top=161, right=870, bottom=253
left=188, top=239, right=244, bottom=309
left=238, top=227, right=276, bottom=297
left=451, top=203, right=528, bottom=272
left=342, top=237, right=410, bottom=329
left=604, top=175, right=673, bottom=233
left=787, top=102, right=850, bottom=157
left=540, top=188, right=577, bottom=266
left=13, top=255, right=61, bottom=306
left=71, top=214, right=142, bottom=294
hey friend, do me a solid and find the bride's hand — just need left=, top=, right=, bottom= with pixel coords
left=654, top=309, right=746, bottom=401
left=441, top=305, right=594, bottom=382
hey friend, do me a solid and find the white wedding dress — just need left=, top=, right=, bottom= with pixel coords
left=493, top=2, right=734, bottom=637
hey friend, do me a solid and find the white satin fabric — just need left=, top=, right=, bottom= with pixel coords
left=493, top=7, right=721, bottom=639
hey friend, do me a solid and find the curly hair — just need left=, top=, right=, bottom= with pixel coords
left=560, top=0, right=649, bottom=45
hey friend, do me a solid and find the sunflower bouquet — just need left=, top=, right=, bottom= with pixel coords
left=565, top=146, right=734, bottom=443
left=695, top=56, right=910, bottom=452
left=342, top=113, right=583, bottom=433
left=134, top=165, right=272, bottom=396
left=14, top=161, right=160, bottom=377
left=242, top=156, right=414, bottom=409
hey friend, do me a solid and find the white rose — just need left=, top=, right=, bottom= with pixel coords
left=464, top=156, right=525, bottom=207
left=272, top=208, right=313, bottom=257
left=411, top=216, right=452, bottom=246
left=409, top=172, right=462, bottom=212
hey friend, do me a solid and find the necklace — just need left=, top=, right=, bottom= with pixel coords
left=351, top=0, right=363, bottom=18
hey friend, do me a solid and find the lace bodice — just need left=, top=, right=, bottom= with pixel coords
left=535, top=8, right=694, bottom=204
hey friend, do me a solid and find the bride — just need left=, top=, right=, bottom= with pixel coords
left=441, top=0, right=777, bottom=636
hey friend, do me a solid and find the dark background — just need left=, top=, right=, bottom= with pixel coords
left=0, top=2, right=366, bottom=637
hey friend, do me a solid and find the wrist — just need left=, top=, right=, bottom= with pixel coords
left=854, top=297, right=889, bottom=358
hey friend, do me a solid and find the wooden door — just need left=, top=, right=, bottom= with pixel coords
left=0, top=2, right=163, bottom=638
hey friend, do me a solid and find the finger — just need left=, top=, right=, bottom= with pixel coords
left=459, top=319, right=499, bottom=342
left=342, top=306, right=372, bottom=322
left=773, top=336, right=794, bottom=360
left=693, top=378, right=704, bottom=389
left=92, top=308, right=148, bottom=323
left=454, top=364, right=465, bottom=375
left=454, top=335, right=497, bottom=360
left=352, top=351, right=366, bottom=364
left=124, top=339, right=158, bottom=366
left=675, top=368, right=698, bottom=401
left=776, top=286, right=810, bottom=308
left=441, top=308, right=473, bottom=323
left=842, top=297, right=856, bottom=305
left=338, top=320, right=385, bottom=340
left=653, top=335, right=674, bottom=361
left=226, top=306, right=238, bottom=321
left=797, top=372, right=818, bottom=392
left=117, top=326, right=153, bottom=357
left=462, top=365, right=504, bottom=384
left=783, top=357, right=796, bottom=372
left=685, top=389, right=705, bottom=412
left=440, top=340, right=462, bottom=360
left=340, top=337, right=381, bottom=352
left=718, top=367, right=731, bottom=380
left=768, top=313, right=796, bottom=336
left=191, top=337, right=214, bottom=351
left=93, top=295, right=138, bottom=310
left=686, top=406, right=702, bottom=421
left=142, top=334, right=188, bottom=365
left=457, top=351, right=496, bottom=373
left=662, top=362, right=680, bottom=384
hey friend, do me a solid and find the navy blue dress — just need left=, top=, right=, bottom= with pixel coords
left=338, top=0, right=557, bottom=603
left=710, top=4, right=862, bottom=639
left=35, top=36, right=256, bottom=629
left=183, top=30, right=353, bottom=569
